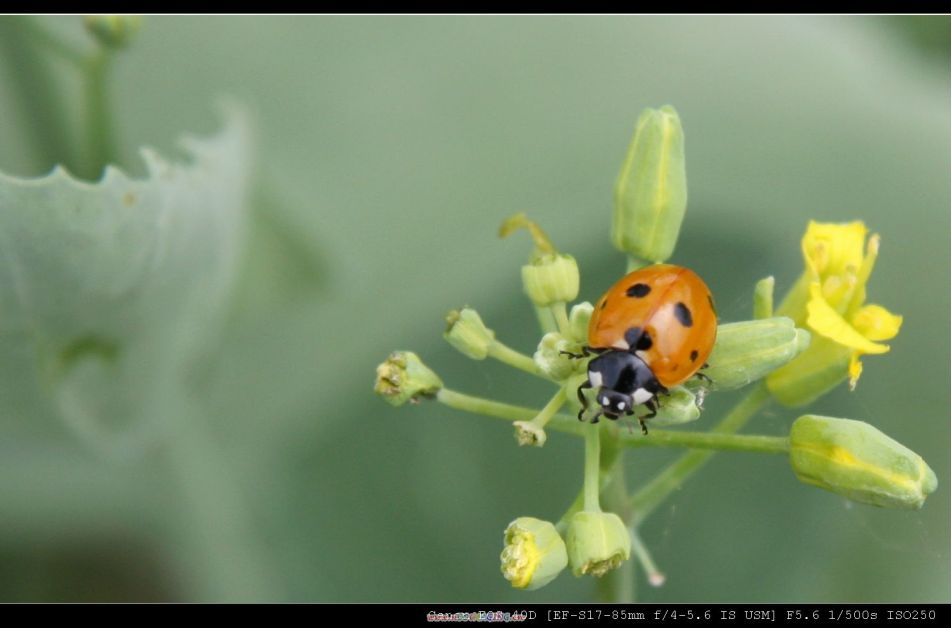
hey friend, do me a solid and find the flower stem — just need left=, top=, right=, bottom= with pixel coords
left=530, top=387, right=565, bottom=427
left=630, top=526, right=665, bottom=587
left=80, top=49, right=117, bottom=180
left=583, top=424, right=602, bottom=512
left=555, top=489, right=584, bottom=535
left=436, top=388, right=584, bottom=437
left=435, top=387, right=786, bottom=452
left=627, top=255, right=651, bottom=273
left=618, top=430, right=788, bottom=454
left=487, top=340, right=548, bottom=379
left=629, top=383, right=772, bottom=524
left=556, top=433, right=620, bottom=534
left=600, top=448, right=636, bottom=602
left=552, top=302, right=571, bottom=335
left=534, top=305, right=558, bottom=334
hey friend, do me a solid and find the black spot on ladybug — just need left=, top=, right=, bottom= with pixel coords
left=690, top=350, right=699, bottom=362
left=708, top=294, right=717, bottom=316
left=623, top=326, right=654, bottom=351
left=674, top=302, right=693, bottom=327
left=637, top=333, right=653, bottom=351
left=600, top=299, right=608, bottom=310
left=626, top=283, right=651, bottom=298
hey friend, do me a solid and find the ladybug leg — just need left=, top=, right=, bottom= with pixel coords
left=560, top=346, right=594, bottom=360
left=589, top=409, right=602, bottom=424
left=576, top=380, right=592, bottom=421
left=639, top=399, right=658, bottom=435
left=642, top=399, right=658, bottom=420
left=693, top=371, right=714, bottom=386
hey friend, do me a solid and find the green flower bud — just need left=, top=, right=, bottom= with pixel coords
left=701, top=318, right=811, bottom=391
left=521, top=254, right=580, bottom=307
left=374, top=351, right=443, bottom=406
left=753, top=276, right=775, bottom=320
left=500, top=517, right=568, bottom=590
left=513, top=421, right=547, bottom=447
left=567, top=302, right=594, bottom=344
left=650, top=386, right=701, bottom=427
left=84, top=15, right=143, bottom=49
left=499, top=213, right=580, bottom=306
left=533, top=332, right=581, bottom=380
left=565, top=511, right=631, bottom=577
left=612, top=105, right=687, bottom=263
left=444, top=308, right=495, bottom=360
left=789, top=415, right=937, bottom=510
left=766, top=335, right=848, bottom=407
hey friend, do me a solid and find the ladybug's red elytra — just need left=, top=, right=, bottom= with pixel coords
left=564, top=264, right=717, bottom=434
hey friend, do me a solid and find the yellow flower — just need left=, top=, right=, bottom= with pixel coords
left=767, top=221, right=902, bottom=406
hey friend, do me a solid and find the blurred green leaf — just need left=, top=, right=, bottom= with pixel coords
left=0, top=107, right=250, bottom=452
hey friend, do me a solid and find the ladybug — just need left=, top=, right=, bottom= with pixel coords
left=564, top=264, right=717, bottom=434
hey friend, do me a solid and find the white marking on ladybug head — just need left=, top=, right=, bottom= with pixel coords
left=632, top=388, right=653, bottom=405
left=600, top=396, right=610, bottom=406
left=588, top=370, right=603, bottom=388
left=617, top=401, right=626, bottom=411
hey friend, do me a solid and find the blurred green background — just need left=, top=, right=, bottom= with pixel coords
left=0, top=15, right=949, bottom=602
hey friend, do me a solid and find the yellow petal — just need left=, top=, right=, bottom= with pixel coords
left=851, top=304, right=903, bottom=342
left=848, top=353, right=863, bottom=390
left=806, top=283, right=890, bottom=354
left=821, top=273, right=856, bottom=311
left=801, top=221, right=868, bottom=279
left=845, top=234, right=880, bottom=316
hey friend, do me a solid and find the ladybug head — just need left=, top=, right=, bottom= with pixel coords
left=596, top=388, right=634, bottom=419
left=586, top=350, right=660, bottom=420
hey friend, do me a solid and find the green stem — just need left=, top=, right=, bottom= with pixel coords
left=529, top=388, right=565, bottom=427
left=618, top=430, right=789, bottom=454
left=555, top=489, right=584, bottom=535
left=551, top=302, right=571, bottom=335
left=534, top=305, right=557, bottom=334
left=487, top=340, right=549, bottom=379
left=436, top=388, right=583, bottom=437
left=556, top=430, right=623, bottom=534
left=629, top=383, right=772, bottom=524
left=80, top=50, right=117, bottom=179
left=629, top=526, right=665, bottom=587
left=435, top=388, right=786, bottom=452
left=583, top=424, right=602, bottom=512
left=600, top=448, right=635, bottom=603
left=627, top=255, right=651, bottom=273
left=609, top=550, right=636, bottom=602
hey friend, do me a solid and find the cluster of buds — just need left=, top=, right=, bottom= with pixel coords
left=374, top=105, right=935, bottom=594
